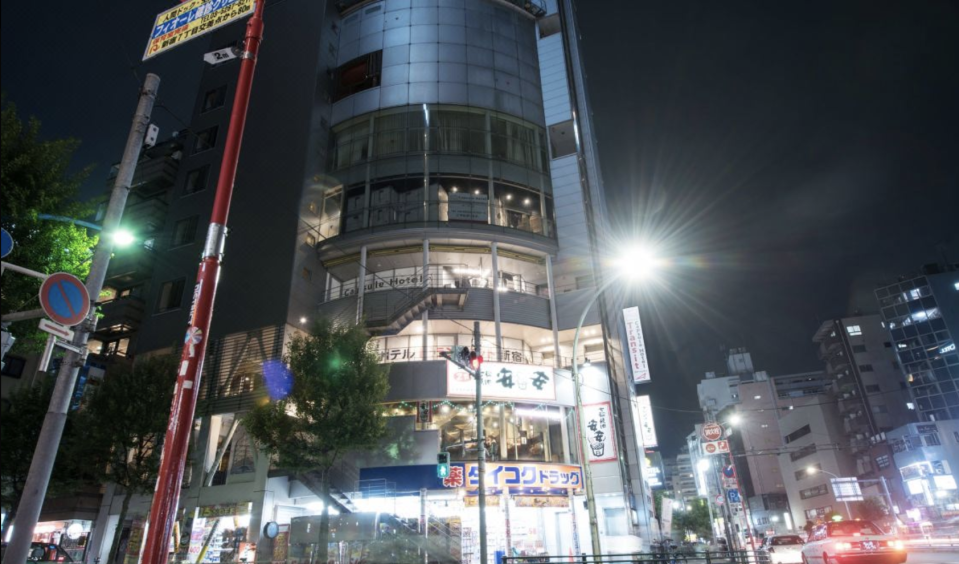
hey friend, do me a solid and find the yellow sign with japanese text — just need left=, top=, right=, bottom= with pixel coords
left=144, top=0, right=255, bottom=60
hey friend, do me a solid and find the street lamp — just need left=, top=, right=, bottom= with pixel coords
left=572, top=245, right=661, bottom=556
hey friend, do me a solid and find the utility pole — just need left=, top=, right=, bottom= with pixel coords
left=2, top=74, right=160, bottom=564
left=139, top=3, right=266, bottom=563
left=474, top=321, right=488, bottom=564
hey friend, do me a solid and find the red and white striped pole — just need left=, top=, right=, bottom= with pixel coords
left=139, top=2, right=265, bottom=563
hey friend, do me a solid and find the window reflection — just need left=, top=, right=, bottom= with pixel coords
left=387, top=402, right=567, bottom=463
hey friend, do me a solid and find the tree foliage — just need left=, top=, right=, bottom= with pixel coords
left=1, top=95, right=99, bottom=351
left=243, top=320, right=390, bottom=563
left=75, top=354, right=178, bottom=561
left=856, top=496, right=888, bottom=523
left=0, top=376, right=82, bottom=538
left=673, top=499, right=713, bottom=540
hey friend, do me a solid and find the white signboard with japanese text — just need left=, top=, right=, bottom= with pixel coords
left=633, top=394, right=658, bottom=448
left=582, top=401, right=618, bottom=463
left=661, top=497, right=674, bottom=536
left=831, top=477, right=864, bottom=502
left=447, top=193, right=489, bottom=222
left=623, top=307, right=650, bottom=383
left=446, top=361, right=556, bottom=401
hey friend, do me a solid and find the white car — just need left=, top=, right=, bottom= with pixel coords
left=761, top=534, right=804, bottom=564
left=801, top=520, right=905, bottom=564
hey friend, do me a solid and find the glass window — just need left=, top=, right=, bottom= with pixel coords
left=431, top=402, right=566, bottom=463
left=184, top=166, right=209, bottom=195
left=156, top=278, right=185, bottom=313
left=193, top=127, right=218, bottom=153
left=172, top=216, right=199, bottom=247
left=493, top=183, right=542, bottom=234
left=333, top=50, right=383, bottom=102
left=201, top=85, right=227, bottom=112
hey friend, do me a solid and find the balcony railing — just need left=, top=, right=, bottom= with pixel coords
left=325, top=264, right=548, bottom=303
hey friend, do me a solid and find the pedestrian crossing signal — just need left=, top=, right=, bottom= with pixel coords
left=437, top=452, right=450, bottom=478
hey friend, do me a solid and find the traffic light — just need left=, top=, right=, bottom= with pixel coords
left=437, top=452, right=450, bottom=479
left=469, top=350, right=483, bottom=370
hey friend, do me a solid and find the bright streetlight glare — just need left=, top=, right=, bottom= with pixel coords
left=111, top=229, right=135, bottom=247
left=807, top=466, right=819, bottom=475
left=728, top=413, right=742, bottom=426
left=614, top=245, right=662, bottom=280
left=697, top=459, right=711, bottom=472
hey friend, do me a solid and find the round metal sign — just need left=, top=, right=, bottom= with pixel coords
left=702, top=422, right=724, bottom=442
left=39, top=272, right=91, bottom=327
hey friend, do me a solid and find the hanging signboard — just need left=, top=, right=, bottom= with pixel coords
left=583, top=401, right=618, bottom=463
left=661, top=497, right=674, bottom=536
left=623, top=307, right=651, bottom=383
left=144, top=0, right=256, bottom=61
left=447, top=361, right=555, bottom=401
left=633, top=394, right=658, bottom=448
left=447, top=193, right=489, bottom=222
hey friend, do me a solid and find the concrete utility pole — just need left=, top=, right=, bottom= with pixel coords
left=3, top=74, right=160, bottom=564
left=474, top=321, right=488, bottom=564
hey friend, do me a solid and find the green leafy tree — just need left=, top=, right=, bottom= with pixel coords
left=856, top=496, right=888, bottom=523
left=1, top=95, right=99, bottom=351
left=0, top=377, right=82, bottom=539
left=243, top=320, right=390, bottom=564
left=77, top=355, right=178, bottom=561
left=673, top=499, right=713, bottom=541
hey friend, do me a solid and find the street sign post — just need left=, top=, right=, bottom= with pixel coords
left=701, top=440, right=730, bottom=455
left=39, top=272, right=91, bottom=327
left=143, top=0, right=256, bottom=60
left=702, top=422, right=724, bottom=442
left=39, top=319, right=75, bottom=341
left=727, top=489, right=741, bottom=504
left=1, top=227, right=13, bottom=258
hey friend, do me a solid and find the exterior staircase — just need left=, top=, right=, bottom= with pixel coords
left=365, top=287, right=468, bottom=335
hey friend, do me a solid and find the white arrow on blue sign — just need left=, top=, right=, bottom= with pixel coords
left=1, top=228, right=13, bottom=259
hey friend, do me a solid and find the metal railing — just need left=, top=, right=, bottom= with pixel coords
left=324, top=264, right=548, bottom=303
left=503, top=551, right=768, bottom=564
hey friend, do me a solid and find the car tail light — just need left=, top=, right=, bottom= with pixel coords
left=836, top=542, right=853, bottom=551
left=886, top=539, right=904, bottom=550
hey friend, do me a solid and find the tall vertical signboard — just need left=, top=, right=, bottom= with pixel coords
left=633, top=394, right=658, bottom=448
left=623, top=306, right=650, bottom=384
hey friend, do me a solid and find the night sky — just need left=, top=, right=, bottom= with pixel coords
left=3, top=1, right=958, bottom=456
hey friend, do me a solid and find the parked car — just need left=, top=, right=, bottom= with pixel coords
left=801, top=520, right=905, bottom=564
left=760, top=534, right=804, bottom=564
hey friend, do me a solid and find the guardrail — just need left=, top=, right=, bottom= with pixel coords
left=503, top=551, right=767, bottom=564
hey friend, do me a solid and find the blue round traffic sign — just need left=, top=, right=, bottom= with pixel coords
left=1, top=228, right=13, bottom=259
left=39, top=272, right=91, bottom=327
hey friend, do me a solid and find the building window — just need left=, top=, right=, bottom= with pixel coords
left=847, top=325, right=863, bottom=336
left=193, top=126, right=218, bottom=153
left=875, top=455, right=891, bottom=469
left=1, top=355, right=26, bottom=379
left=184, top=166, right=210, bottom=195
left=790, top=443, right=817, bottom=462
left=172, top=216, right=199, bottom=247
left=104, top=338, right=131, bottom=357
left=853, top=344, right=867, bottom=353
left=332, top=50, right=382, bottom=102
left=784, top=425, right=811, bottom=444
left=548, top=120, right=577, bottom=159
left=201, top=85, right=227, bottom=112
left=872, top=404, right=889, bottom=414
left=805, top=506, right=832, bottom=520
left=859, top=364, right=874, bottom=372
left=865, top=385, right=881, bottom=393
left=305, top=233, right=317, bottom=247
left=156, top=279, right=185, bottom=313
left=924, top=433, right=942, bottom=446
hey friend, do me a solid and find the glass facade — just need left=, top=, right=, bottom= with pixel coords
left=319, top=106, right=555, bottom=240
left=876, top=276, right=959, bottom=421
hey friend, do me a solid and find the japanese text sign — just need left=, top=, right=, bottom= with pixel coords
left=623, top=307, right=651, bottom=383
left=633, top=394, right=658, bottom=448
left=443, top=462, right=583, bottom=492
left=144, top=0, right=256, bottom=60
left=447, top=361, right=556, bottom=401
left=583, top=401, right=618, bottom=462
